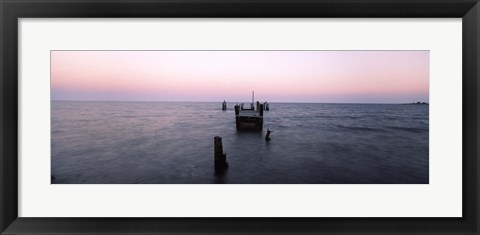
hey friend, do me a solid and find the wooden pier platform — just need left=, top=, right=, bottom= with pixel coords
left=235, top=103, right=264, bottom=131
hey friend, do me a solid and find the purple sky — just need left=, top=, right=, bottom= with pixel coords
left=51, top=51, right=429, bottom=103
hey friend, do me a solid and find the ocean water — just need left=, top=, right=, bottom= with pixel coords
left=51, top=101, right=429, bottom=184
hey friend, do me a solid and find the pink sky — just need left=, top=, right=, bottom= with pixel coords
left=51, top=51, right=429, bottom=103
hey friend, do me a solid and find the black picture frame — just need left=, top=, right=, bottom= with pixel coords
left=1, top=0, right=479, bottom=234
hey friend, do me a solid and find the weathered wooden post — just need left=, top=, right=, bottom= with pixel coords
left=214, top=136, right=228, bottom=172
left=234, top=105, right=239, bottom=125
left=234, top=104, right=240, bottom=115
left=222, top=101, right=227, bottom=111
left=234, top=105, right=240, bottom=130
left=258, top=104, right=264, bottom=131
left=265, top=128, right=273, bottom=141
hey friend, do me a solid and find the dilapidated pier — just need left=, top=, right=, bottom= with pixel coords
left=233, top=91, right=265, bottom=131
left=234, top=103, right=264, bottom=131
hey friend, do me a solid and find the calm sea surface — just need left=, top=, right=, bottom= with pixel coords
left=51, top=101, right=429, bottom=184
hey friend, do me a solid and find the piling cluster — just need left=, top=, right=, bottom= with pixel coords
left=221, top=100, right=269, bottom=111
left=258, top=101, right=269, bottom=111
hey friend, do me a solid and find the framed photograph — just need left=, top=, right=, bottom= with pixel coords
left=1, top=0, right=478, bottom=234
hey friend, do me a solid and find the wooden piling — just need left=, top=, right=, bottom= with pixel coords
left=234, top=105, right=240, bottom=129
left=222, top=101, right=227, bottom=111
left=265, top=129, right=272, bottom=141
left=234, top=104, right=240, bottom=115
left=263, top=102, right=269, bottom=111
left=214, top=136, right=228, bottom=171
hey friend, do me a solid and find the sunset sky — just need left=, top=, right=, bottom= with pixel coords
left=51, top=51, right=429, bottom=103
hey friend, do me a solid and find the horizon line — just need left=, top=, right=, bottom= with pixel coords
left=51, top=100, right=428, bottom=104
